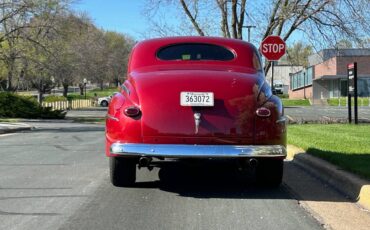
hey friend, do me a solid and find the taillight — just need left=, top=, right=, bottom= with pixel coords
left=256, top=107, right=271, bottom=117
left=124, top=106, right=141, bottom=117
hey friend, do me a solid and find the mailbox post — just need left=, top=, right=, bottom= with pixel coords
left=347, top=62, right=358, bottom=124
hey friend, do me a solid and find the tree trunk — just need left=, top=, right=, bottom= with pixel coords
left=79, top=84, right=84, bottom=95
left=264, top=61, right=272, bottom=75
left=6, top=60, right=15, bottom=92
left=37, top=79, right=44, bottom=104
left=6, top=71, right=13, bottom=91
left=38, top=91, right=44, bottom=104
left=231, top=0, right=238, bottom=38
left=63, top=84, right=69, bottom=97
left=237, top=0, right=247, bottom=40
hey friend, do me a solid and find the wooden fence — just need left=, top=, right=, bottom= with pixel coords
left=42, top=99, right=93, bottom=110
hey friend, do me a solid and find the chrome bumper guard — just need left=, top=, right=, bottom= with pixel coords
left=110, top=143, right=286, bottom=158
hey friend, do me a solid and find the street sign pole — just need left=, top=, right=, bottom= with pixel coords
left=353, top=62, right=358, bottom=124
left=348, top=94, right=352, bottom=123
left=271, top=61, right=274, bottom=92
left=347, top=62, right=358, bottom=124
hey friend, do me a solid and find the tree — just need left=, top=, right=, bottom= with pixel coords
left=335, top=39, right=353, bottom=49
left=1, top=1, right=134, bottom=99
left=143, top=0, right=370, bottom=72
left=0, top=0, right=70, bottom=92
left=104, top=31, right=135, bottom=87
left=283, top=42, right=313, bottom=67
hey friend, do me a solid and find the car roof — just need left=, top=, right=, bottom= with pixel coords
left=128, top=36, right=260, bottom=73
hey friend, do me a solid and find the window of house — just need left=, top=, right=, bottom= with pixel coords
left=291, top=67, right=313, bottom=90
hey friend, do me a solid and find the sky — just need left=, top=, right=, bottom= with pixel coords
left=72, top=0, right=148, bottom=39
left=71, top=0, right=304, bottom=45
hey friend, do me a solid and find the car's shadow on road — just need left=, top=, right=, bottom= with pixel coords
left=124, top=160, right=356, bottom=203
left=131, top=162, right=291, bottom=199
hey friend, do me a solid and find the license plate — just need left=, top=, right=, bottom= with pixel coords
left=180, top=92, right=214, bottom=106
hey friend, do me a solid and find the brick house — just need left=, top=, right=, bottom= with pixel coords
left=289, top=49, right=370, bottom=103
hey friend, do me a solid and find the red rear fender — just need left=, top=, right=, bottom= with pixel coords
left=254, top=95, right=286, bottom=146
left=105, top=86, right=142, bottom=156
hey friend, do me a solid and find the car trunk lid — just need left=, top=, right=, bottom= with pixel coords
left=131, top=69, right=259, bottom=144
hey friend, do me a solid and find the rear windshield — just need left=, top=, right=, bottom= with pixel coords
left=157, top=43, right=235, bottom=61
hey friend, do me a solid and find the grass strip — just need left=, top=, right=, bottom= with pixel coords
left=288, top=124, right=370, bottom=180
left=68, top=87, right=119, bottom=100
left=327, top=97, right=370, bottom=106
left=282, top=99, right=311, bottom=106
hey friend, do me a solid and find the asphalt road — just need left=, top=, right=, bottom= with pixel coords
left=0, top=121, right=323, bottom=230
left=285, top=106, right=370, bottom=122
left=63, top=105, right=370, bottom=122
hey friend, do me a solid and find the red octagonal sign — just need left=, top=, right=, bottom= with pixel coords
left=260, top=36, right=286, bottom=61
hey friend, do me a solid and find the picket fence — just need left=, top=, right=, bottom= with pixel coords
left=42, top=99, right=93, bottom=110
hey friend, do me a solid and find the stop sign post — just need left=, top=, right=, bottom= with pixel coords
left=260, top=36, right=286, bottom=92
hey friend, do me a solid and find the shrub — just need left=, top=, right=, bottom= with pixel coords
left=43, top=95, right=67, bottom=102
left=66, top=94, right=92, bottom=101
left=0, top=92, right=66, bottom=119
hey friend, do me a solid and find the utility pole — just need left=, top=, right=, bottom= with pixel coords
left=242, top=25, right=256, bottom=42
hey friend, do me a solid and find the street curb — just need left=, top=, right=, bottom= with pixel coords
left=287, top=145, right=370, bottom=211
left=0, top=125, right=33, bottom=135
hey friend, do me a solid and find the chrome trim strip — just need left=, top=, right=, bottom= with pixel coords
left=106, top=114, right=119, bottom=121
left=121, top=84, right=130, bottom=95
left=110, top=143, right=286, bottom=158
left=276, top=116, right=287, bottom=124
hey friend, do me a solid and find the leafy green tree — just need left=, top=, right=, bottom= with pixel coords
left=284, top=42, right=313, bottom=67
left=1, top=1, right=134, bottom=99
left=0, top=0, right=70, bottom=92
left=335, top=39, right=353, bottom=49
left=104, top=31, right=135, bottom=87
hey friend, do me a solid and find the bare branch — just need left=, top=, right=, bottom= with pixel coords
left=237, top=0, right=247, bottom=39
left=216, top=0, right=231, bottom=38
left=231, top=0, right=238, bottom=38
left=179, top=0, right=205, bottom=36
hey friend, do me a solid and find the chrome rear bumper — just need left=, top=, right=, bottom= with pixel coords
left=110, top=143, right=286, bottom=158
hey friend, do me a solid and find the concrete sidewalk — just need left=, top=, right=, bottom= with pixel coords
left=0, top=122, right=33, bottom=134
left=287, top=145, right=370, bottom=211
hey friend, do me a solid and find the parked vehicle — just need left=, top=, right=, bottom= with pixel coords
left=98, top=93, right=117, bottom=107
left=105, top=37, right=287, bottom=187
left=273, top=81, right=284, bottom=94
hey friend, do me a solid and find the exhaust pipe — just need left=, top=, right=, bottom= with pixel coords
left=237, top=158, right=258, bottom=171
left=138, top=157, right=152, bottom=167
left=248, top=158, right=258, bottom=168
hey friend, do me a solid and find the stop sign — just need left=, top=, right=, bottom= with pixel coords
left=260, top=36, right=286, bottom=61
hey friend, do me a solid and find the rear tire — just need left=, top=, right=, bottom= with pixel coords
left=110, top=157, right=136, bottom=187
left=256, top=159, right=283, bottom=187
left=101, top=100, right=108, bottom=107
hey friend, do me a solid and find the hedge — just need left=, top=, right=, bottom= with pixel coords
left=0, top=92, right=66, bottom=119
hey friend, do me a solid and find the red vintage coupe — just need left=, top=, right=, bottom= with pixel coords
left=105, top=36, right=287, bottom=187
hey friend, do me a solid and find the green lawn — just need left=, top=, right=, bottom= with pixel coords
left=282, top=99, right=311, bottom=106
left=68, top=87, right=120, bottom=100
left=288, top=124, right=370, bottom=180
left=327, top=97, right=370, bottom=106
